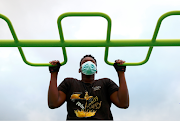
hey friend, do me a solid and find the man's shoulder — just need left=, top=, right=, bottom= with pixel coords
left=64, top=77, right=78, bottom=80
left=63, top=77, right=80, bottom=83
left=96, top=78, right=113, bottom=84
left=96, top=78, right=111, bottom=81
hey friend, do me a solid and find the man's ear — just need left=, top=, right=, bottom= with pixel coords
left=79, top=66, right=81, bottom=73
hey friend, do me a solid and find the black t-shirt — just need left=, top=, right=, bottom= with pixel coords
left=58, top=78, right=119, bottom=120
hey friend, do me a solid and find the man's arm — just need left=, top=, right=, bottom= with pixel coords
left=110, top=60, right=129, bottom=109
left=48, top=61, right=66, bottom=109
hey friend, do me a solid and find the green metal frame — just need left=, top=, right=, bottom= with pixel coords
left=0, top=11, right=180, bottom=66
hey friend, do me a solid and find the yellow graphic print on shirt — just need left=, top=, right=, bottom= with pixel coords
left=70, top=91, right=102, bottom=118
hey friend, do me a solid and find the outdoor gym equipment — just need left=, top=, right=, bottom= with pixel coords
left=0, top=11, right=180, bottom=66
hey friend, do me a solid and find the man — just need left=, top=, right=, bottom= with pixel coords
left=48, top=55, right=129, bottom=120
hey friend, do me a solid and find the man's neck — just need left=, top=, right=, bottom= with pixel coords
left=81, top=74, right=95, bottom=84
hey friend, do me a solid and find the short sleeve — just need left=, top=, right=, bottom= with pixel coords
left=106, top=79, right=119, bottom=97
left=57, top=78, right=70, bottom=94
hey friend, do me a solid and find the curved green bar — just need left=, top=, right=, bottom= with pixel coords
left=57, top=12, right=112, bottom=66
left=0, top=14, right=18, bottom=43
left=105, top=10, right=180, bottom=66
left=0, top=14, right=34, bottom=66
left=57, top=12, right=112, bottom=44
left=152, top=11, right=180, bottom=42
left=0, top=14, right=64, bottom=66
left=1, top=11, right=180, bottom=66
left=104, top=46, right=153, bottom=66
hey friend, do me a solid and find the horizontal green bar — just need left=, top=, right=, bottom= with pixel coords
left=1, top=39, right=180, bottom=47
left=1, top=11, right=180, bottom=67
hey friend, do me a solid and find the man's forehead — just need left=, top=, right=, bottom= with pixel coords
left=81, top=57, right=96, bottom=65
left=82, top=57, right=95, bottom=61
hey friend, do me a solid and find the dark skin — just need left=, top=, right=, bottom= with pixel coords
left=48, top=57, right=129, bottom=109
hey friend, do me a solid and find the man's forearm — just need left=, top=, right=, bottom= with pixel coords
left=117, top=71, right=129, bottom=108
left=48, top=72, right=59, bottom=108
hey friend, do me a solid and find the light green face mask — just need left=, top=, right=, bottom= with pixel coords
left=81, top=61, right=97, bottom=75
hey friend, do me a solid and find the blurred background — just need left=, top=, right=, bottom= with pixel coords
left=0, top=0, right=180, bottom=121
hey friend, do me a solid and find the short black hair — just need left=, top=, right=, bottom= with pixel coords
left=80, top=55, right=97, bottom=66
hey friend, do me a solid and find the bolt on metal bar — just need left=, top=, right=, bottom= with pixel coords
left=0, top=11, right=180, bottom=66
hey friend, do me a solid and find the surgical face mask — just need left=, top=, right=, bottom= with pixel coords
left=81, top=61, right=97, bottom=75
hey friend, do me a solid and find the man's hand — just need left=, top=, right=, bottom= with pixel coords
left=113, top=59, right=126, bottom=72
left=115, top=59, right=125, bottom=65
left=48, top=60, right=66, bottom=109
left=49, top=60, right=61, bottom=73
left=110, top=59, right=129, bottom=109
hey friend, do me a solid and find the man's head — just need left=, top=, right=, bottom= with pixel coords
left=80, top=55, right=97, bottom=66
left=79, top=55, right=97, bottom=74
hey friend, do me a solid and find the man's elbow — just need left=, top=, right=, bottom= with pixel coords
left=48, top=104, right=55, bottom=109
left=122, top=106, right=129, bottom=109
left=119, top=106, right=129, bottom=109
left=118, top=104, right=129, bottom=109
left=48, top=103, right=58, bottom=109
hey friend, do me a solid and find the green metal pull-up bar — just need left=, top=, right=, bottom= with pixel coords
left=0, top=11, right=180, bottom=66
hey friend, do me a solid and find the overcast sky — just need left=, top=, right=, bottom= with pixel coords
left=0, top=0, right=180, bottom=121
